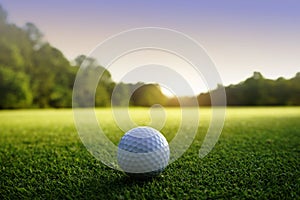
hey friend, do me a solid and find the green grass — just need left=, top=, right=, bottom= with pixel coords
left=0, top=107, right=299, bottom=199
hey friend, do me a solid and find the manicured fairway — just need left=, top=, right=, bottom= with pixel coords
left=0, top=107, right=299, bottom=199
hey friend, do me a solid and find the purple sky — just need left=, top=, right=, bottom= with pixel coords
left=1, top=0, right=300, bottom=94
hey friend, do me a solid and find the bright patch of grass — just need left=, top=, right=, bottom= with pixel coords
left=0, top=107, right=299, bottom=199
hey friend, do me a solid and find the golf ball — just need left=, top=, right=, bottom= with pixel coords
left=117, top=126, right=170, bottom=178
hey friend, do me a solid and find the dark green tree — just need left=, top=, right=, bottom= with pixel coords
left=0, top=67, right=32, bottom=108
left=288, top=73, right=300, bottom=105
left=73, top=55, right=114, bottom=107
left=0, top=4, right=7, bottom=24
left=131, top=84, right=167, bottom=107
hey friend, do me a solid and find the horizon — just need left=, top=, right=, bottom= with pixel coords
left=1, top=0, right=300, bottom=95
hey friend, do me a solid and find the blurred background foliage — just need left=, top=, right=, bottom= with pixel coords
left=0, top=5, right=299, bottom=109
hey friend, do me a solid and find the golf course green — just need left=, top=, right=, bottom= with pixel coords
left=0, top=107, right=299, bottom=199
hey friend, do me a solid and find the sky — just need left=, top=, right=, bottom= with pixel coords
left=1, top=0, right=300, bottom=95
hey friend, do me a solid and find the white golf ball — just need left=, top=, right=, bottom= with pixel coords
left=117, top=126, right=170, bottom=178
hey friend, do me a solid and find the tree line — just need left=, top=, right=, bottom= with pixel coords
left=198, top=71, right=300, bottom=106
left=0, top=5, right=299, bottom=109
left=160, top=71, right=300, bottom=107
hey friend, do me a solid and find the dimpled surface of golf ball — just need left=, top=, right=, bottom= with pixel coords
left=117, top=126, right=170, bottom=178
